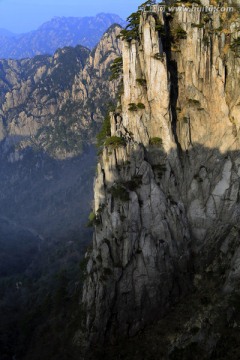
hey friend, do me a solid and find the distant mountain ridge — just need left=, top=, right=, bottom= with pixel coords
left=0, top=28, right=16, bottom=37
left=0, top=13, right=126, bottom=59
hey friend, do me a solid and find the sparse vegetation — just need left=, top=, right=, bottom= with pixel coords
left=136, top=78, right=147, bottom=86
left=105, top=136, right=126, bottom=148
left=128, top=102, right=146, bottom=111
left=173, top=25, right=187, bottom=40
left=191, top=23, right=204, bottom=29
left=230, top=37, right=240, bottom=56
left=96, top=112, right=111, bottom=148
left=124, top=175, right=143, bottom=191
left=110, top=56, right=123, bottom=80
left=137, top=102, right=145, bottom=109
left=155, top=23, right=166, bottom=36
left=128, top=103, right=138, bottom=111
left=118, top=1, right=156, bottom=42
left=188, top=99, right=201, bottom=106
left=109, top=184, right=130, bottom=202
left=153, top=53, right=164, bottom=61
left=87, top=211, right=101, bottom=227
left=149, top=137, right=163, bottom=147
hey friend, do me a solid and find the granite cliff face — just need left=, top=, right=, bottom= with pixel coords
left=82, top=5, right=240, bottom=357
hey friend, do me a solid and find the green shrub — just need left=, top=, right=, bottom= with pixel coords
left=118, top=1, right=156, bottom=42
left=128, top=103, right=138, bottom=111
left=96, top=113, right=111, bottom=148
left=136, top=78, right=147, bottom=86
left=128, top=102, right=145, bottom=111
left=203, top=14, right=211, bottom=23
left=137, top=102, right=145, bottom=109
left=109, top=184, right=130, bottom=202
left=155, top=23, right=165, bottom=35
left=149, top=137, right=163, bottom=147
left=188, top=99, right=201, bottom=106
left=87, top=212, right=101, bottom=227
left=153, top=53, right=164, bottom=61
left=230, top=37, right=240, bottom=56
left=215, top=26, right=223, bottom=32
left=110, top=57, right=123, bottom=80
left=125, top=175, right=142, bottom=191
left=105, top=136, right=126, bottom=148
left=97, top=204, right=106, bottom=214
left=118, top=11, right=141, bottom=42
left=174, top=25, right=187, bottom=40
left=191, top=23, right=204, bottom=28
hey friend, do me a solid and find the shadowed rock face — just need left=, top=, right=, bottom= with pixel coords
left=82, top=6, right=240, bottom=354
left=0, top=25, right=123, bottom=359
left=0, top=24, right=121, bottom=241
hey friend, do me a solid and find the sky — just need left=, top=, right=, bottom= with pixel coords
left=0, top=0, right=142, bottom=33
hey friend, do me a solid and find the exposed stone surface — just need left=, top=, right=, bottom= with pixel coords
left=0, top=25, right=121, bottom=241
left=0, top=24, right=122, bottom=160
left=82, top=6, right=240, bottom=357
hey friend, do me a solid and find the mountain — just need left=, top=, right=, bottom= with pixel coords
left=81, top=2, right=240, bottom=359
left=0, top=24, right=122, bottom=359
left=0, top=23, right=122, bottom=239
left=0, top=28, right=16, bottom=37
left=0, top=13, right=126, bottom=59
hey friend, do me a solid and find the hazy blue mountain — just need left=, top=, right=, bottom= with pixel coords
left=0, top=28, right=16, bottom=37
left=0, top=13, right=126, bottom=59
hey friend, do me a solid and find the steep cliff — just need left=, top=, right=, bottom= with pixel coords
left=0, top=24, right=122, bottom=360
left=82, top=3, right=240, bottom=358
left=0, top=24, right=121, bottom=240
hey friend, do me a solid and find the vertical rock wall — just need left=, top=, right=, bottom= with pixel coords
left=82, top=6, right=240, bottom=345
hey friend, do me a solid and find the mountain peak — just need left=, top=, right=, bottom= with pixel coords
left=0, top=13, right=126, bottom=59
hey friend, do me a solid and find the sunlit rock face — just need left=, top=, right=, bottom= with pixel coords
left=82, top=6, right=240, bottom=349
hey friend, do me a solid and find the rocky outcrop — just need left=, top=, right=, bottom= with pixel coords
left=0, top=24, right=121, bottom=242
left=0, top=24, right=122, bottom=159
left=82, top=5, right=240, bottom=356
